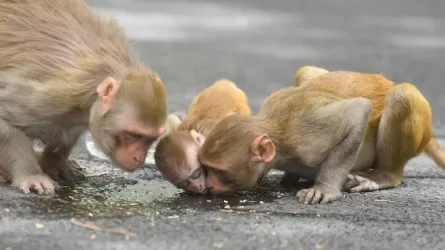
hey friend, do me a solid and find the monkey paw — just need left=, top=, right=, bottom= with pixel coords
left=343, top=174, right=380, bottom=193
left=41, top=159, right=86, bottom=183
left=296, top=185, right=343, bottom=205
left=12, top=174, right=58, bottom=195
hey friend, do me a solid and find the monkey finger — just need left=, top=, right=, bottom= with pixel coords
left=20, top=186, right=31, bottom=195
left=296, top=189, right=308, bottom=203
left=60, top=167, right=85, bottom=183
left=343, top=174, right=360, bottom=191
left=303, top=188, right=316, bottom=204
left=30, top=182, right=45, bottom=195
left=349, top=181, right=379, bottom=193
left=320, top=192, right=342, bottom=204
left=310, top=189, right=323, bottom=205
left=41, top=181, right=56, bottom=194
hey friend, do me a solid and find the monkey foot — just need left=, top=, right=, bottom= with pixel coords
left=343, top=174, right=381, bottom=192
left=12, top=174, right=58, bottom=195
left=296, top=185, right=343, bottom=205
left=42, top=159, right=86, bottom=183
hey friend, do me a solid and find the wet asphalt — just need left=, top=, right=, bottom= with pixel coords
left=1, top=0, right=445, bottom=249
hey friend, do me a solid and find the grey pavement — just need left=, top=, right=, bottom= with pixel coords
left=1, top=0, right=445, bottom=249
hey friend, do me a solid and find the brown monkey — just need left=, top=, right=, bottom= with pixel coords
left=0, top=0, right=168, bottom=195
left=294, top=66, right=445, bottom=193
left=198, top=66, right=442, bottom=204
left=154, top=79, right=252, bottom=194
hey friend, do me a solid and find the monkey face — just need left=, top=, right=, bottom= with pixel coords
left=154, top=131, right=207, bottom=194
left=174, top=167, right=207, bottom=195
left=90, top=116, right=162, bottom=172
left=89, top=73, right=167, bottom=172
left=198, top=114, right=275, bottom=195
left=200, top=158, right=266, bottom=195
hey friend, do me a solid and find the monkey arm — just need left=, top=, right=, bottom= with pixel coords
left=39, top=127, right=85, bottom=183
left=296, top=97, right=372, bottom=204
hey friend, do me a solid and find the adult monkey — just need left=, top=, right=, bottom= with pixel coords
left=0, top=0, right=168, bottom=195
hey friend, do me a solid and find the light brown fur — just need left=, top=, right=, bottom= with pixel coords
left=0, top=0, right=168, bottom=195
left=198, top=66, right=440, bottom=204
left=154, top=79, right=252, bottom=194
left=294, top=66, right=443, bottom=192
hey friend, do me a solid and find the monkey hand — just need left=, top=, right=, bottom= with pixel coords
left=40, top=158, right=86, bottom=184
left=296, top=184, right=343, bottom=205
left=343, top=171, right=397, bottom=193
left=11, top=174, right=58, bottom=195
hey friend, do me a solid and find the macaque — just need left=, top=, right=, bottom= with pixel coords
left=294, top=66, right=445, bottom=193
left=198, top=66, right=445, bottom=204
left=154, top=79, right=252, bottom=194
left=0, top=0, right=168, bottom=195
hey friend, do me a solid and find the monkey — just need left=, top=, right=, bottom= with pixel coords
left=198, top=66, right=443, bottom=204
left=154, top=79, right=252, bottom=194
left=293, top=66, right=445, bottom=193
left=0, top=0, right=168, bottom=195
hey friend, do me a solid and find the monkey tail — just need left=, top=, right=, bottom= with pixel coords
left=424, top=138, right=445, bottom=170
left=294, top=66, right=330, bottom=87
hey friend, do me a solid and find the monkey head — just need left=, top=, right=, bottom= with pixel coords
left=198, top=114, right=276, bottom=195
left=154, top=130, right=207, bottom=194
left=89, top=70, right=168, bottom=172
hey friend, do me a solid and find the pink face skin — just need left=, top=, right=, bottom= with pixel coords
left=173, top=165, right=207, bottom=195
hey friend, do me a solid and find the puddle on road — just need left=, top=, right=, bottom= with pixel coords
left=6, top=171, right=297, bottom=220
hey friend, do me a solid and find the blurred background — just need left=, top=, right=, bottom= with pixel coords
left=84, top=0, right=445, bottom=159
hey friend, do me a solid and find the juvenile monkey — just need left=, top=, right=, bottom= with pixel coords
left=154, top=79, right=252, bottom=194
left=198, top=66, right=442, bottom=204
left=0, top=0, right=168, bottom=195
left=294, top=66, right=445, bottom=193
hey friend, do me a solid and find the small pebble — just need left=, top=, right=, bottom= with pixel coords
left=212, top=242, right=224, bottom=248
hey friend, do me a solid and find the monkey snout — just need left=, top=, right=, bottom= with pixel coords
left=118, top=158, right=144, bottom=172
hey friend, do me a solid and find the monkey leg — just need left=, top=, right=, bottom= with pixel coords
left=345, top=83, right=433, bottom=192
left=40, top=131, right=86, bottom=184
left=297, top=98, right=372, bottom=204
left=294, top=66, right=329, bottom=87
left=0, top=119, right=56, bottom=194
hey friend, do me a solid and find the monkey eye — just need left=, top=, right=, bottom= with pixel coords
left=190, top=167, right=203, bottom=179
left=126, top=131, right=143, bottom=140
left=175, top=180, right=190, bottom=189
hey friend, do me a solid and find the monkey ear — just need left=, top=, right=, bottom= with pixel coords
left=190, top=129, right=206, bottom=146
left=251, top=134, right=275, bottom=163
left=224, top=111, right=237, bottom=118
left=97, top=77, right=119, bottom=105
left=165, top=114, right=182, bottom=134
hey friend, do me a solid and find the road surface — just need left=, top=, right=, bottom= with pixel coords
left=1, top=0, right=445, bottom=249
